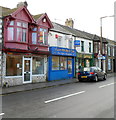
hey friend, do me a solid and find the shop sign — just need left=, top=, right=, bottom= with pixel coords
left=77, top=53, right=83, bottom=58
left=102, top=56, right=106, bottom=60
left=74, top=40, right=80, bottom=46
left=84, top=54, right=92, bottom=59
left=97, top=54, right=103, bottom=59
left=50, top=47, right=76, bottom=56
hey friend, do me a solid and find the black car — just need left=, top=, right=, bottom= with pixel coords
left=78, top=66, right=107, bottom=82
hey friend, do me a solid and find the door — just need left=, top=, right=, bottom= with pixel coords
left=67, top=57, right=74, bottom=78
left=23, top=58, right=32, bottom=83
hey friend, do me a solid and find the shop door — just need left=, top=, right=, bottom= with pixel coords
left=23, top=58, right=32, bottom=83
left=68, top=58, right=73, bottom=78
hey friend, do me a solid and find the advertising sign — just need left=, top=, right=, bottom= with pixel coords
left=50, top=47, right=76, bottom=57
left=74, top=40, right=80, bottom=46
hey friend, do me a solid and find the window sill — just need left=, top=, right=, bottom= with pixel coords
left=6, top=41, right=28, bottom=44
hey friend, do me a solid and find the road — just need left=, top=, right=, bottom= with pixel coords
left=2, top=75, right=115, bottom=118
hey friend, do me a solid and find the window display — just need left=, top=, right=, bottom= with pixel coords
left=6, top=55, right=22, bottom=76
left=60, top=57, right=67, bottom=70
left=52, top=56, right=59, bottom=70
left=32, top=57, right=44, bottom=74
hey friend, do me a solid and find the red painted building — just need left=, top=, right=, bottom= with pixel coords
left=1, top=2, right=53, bottom=86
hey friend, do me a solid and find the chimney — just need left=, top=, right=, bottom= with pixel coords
left=17, top=1, right=28, bottom=8
left=65, top=18, right=74, bottom=28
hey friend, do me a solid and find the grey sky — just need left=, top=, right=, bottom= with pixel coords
left=0, top=0, right=115, bottom=40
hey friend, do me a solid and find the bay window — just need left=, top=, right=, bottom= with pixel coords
left=7, top=20, right=28, bottom=42
left=39, top=28, right=48, bottom=45
left=7, top=21, right=14, bottom=41
left=8, top=27, right=14, bottom=41
left=16, top=21, right=27, bottom=42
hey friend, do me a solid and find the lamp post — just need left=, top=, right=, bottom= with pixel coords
left=100, top=15, right=114, bottom=70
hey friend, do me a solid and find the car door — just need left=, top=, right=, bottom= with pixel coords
left=97, top=67, right=103, bottom=79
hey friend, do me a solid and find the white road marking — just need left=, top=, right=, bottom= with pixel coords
left=99, top=82, right=115, bottom=88
left=45, top=91, right=85, bottom=104
left=0, top=113, right=5, bottom=116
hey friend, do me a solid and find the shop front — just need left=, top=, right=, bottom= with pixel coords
left=76, top=53, right=94, bottom=71
left=3, top=51, right=48, bottom=86
left=48, top=47, right=76, bottom=81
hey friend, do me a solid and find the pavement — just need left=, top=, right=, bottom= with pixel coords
left=1, top=73, right=116, bottom=95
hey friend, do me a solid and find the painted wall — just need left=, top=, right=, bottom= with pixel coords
left=75, top=37, right=93, bottom=54
left=48, top=31, right=74, bottom=49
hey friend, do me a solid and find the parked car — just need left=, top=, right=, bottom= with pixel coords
left=78, top=66, right=107, bottom=82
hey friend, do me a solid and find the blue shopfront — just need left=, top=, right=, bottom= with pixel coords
left=48, top=47, right=76, bottom=81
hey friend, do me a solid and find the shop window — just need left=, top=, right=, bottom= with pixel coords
left=39, top=28, right=48, bottom=45
left=108, top=59, right=111, bottom=70
left=6, top=55, right=22, bottom=76
left=32, top=57, right=44, bottom=74
left=108, top=46, right=111, bottom=56
left=60, top=57, right=67, bottom=70
left=52, top=56, right=59, bottom=70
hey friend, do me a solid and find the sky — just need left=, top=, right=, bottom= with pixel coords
left=0, top=0, right=115, bottom=40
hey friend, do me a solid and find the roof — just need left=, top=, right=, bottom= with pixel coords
left=33, top=14, right=44, bottom=21
left=0, top=6, right=18, bottom=17
left=50, top=22, right=71, bottom=35
left=58, top=24, right=92, bottom=40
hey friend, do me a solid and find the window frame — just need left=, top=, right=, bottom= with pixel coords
left=81, top=41, right=84, bottom=52
left=7, top=20, right=28, bottom=43
left=89, top=42, right=91, bottom=53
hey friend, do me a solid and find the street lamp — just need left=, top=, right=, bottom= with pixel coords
left=100, top=15, right=114, bottom=70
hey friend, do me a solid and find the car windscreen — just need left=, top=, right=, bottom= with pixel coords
left=80, top=67, right=94, bottom=72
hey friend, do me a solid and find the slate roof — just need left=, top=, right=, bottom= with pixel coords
left=57, top=23, right=92, bottom=40
left=50, top=22, right=71, bottom=35
left=33, top=14, right=44, bottom=21
left=0, top=6, right=18, bottom=17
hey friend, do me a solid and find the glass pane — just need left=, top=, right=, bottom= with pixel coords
left=9, top=21, right=14, bottom=25
left=17, top=28, right=22, bottom=41
left=6, top=55, right=22, bottom=76
left=23, top=23, right=28, bottom=28
left=24, top=60, right=30, bottom=72
left=8, top=27, right=14, bottom=41
left=52, top=56, right=59, bottom=70
left=68, top=60, right=72, bottom=74
left=60, top=57, right=67, bottom=70
left=32, top=57, right=44, bottom=74
left=39, top=31, right=43, bottom=44
left=17, top=22, right=22, bottom=26
left=32, top=33, right=37, bottom=44
left=32, top=27, right=37, bottom=31
left=24, top=73, right=30, bottom=81
left=22, top=29, right=26, bottom=42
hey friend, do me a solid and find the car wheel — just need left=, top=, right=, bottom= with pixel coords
left=103, top=74, right=107, bottom=80
left=95, top=75, right=98, bottom=82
